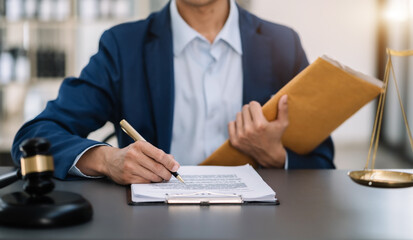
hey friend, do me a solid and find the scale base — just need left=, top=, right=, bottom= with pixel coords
left=0, top=191, right=93, bottom=228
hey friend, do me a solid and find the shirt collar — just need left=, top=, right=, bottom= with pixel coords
left=170, top=0, right=242, bottom=56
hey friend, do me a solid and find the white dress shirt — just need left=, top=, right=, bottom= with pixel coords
left=169, top=0, right=243, bottom=165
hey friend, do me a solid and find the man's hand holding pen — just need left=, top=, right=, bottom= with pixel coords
left=109, top=142, right=179, bottom=184
left=75, top=139, right=180, bottom=185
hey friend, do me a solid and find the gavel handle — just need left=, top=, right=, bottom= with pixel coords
left=0, top=169, right=21, bottom=189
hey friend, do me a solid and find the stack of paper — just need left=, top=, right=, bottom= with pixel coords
left=130, top=165, right=276, bottom=204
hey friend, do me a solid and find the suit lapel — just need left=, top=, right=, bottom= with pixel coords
left=143, top=4, right=175, bottom=153
left=239, top=7, right=275, bottom=105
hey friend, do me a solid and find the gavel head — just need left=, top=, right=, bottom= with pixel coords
left=19, top=138, right=55, bottom=197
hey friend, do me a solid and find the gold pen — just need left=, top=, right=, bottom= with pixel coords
left=119, top=119, right=185, bottom=183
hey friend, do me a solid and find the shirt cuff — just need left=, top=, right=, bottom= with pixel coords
left=284, top=152, right=289, bottom=169
left=68, top=143, right=109, bottom=178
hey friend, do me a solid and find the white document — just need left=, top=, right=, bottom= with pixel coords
left=131, top=165, right=277, bottom=203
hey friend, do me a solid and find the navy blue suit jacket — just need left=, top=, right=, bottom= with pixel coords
left=12, top=4, right=335, bottom=179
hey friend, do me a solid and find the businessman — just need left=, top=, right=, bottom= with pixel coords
left=12, top=0, right=335, bottom=184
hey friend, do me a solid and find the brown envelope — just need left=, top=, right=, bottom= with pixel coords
left=200, top=57, right=384, bottom=168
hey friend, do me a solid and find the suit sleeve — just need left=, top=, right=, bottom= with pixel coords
left=286, top=137, right=335, bottom=169
left=11, top=30, right=121, bottom=179
left=285, top=30, right=335, bottom=169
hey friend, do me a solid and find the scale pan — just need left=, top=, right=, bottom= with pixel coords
left=348, top=170, right=413, bottom=188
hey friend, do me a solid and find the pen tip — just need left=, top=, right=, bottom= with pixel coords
left=176, top=175, right=185, bottom=184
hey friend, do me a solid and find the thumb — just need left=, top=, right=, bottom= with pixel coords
left=276, top=95, right=288, bottom=124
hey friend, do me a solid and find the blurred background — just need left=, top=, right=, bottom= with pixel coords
left=0, top=0, right=412, bottom=169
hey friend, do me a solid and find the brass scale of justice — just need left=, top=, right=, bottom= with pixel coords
left=348, top=49, right=413, bottom=188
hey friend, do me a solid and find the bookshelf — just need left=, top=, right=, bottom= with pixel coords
left=0, top=0, right=167, bottom=163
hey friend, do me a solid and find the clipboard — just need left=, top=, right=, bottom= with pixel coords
left=126, top=187, right=280, bottom=206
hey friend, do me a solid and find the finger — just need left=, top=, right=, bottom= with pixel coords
left=137, top=141, right=180, bottom=172
left=228, top=121, right=237, bottom=145
left=235, top=112, right=243, bottom=136
left=131, top=176, right=151, bottom=184
left=249, top=101, right=267, bottom=127
left=122, top=150, right=166, bottom=182
left=241, top=104, right=252, bottom=128
left=128, top=174, right=151, bottom=184
left=136, top=156, right=172, bottom=181
left=228, top=121, right=236, bottom=137
left=132, top=164, right=164, bottom=182
left=277, top=95, right=288, bottom=124
left=117, top=172, right=151, bottom=184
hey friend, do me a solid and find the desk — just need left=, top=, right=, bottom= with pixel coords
left=0, top=167, right=412, bottom=240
